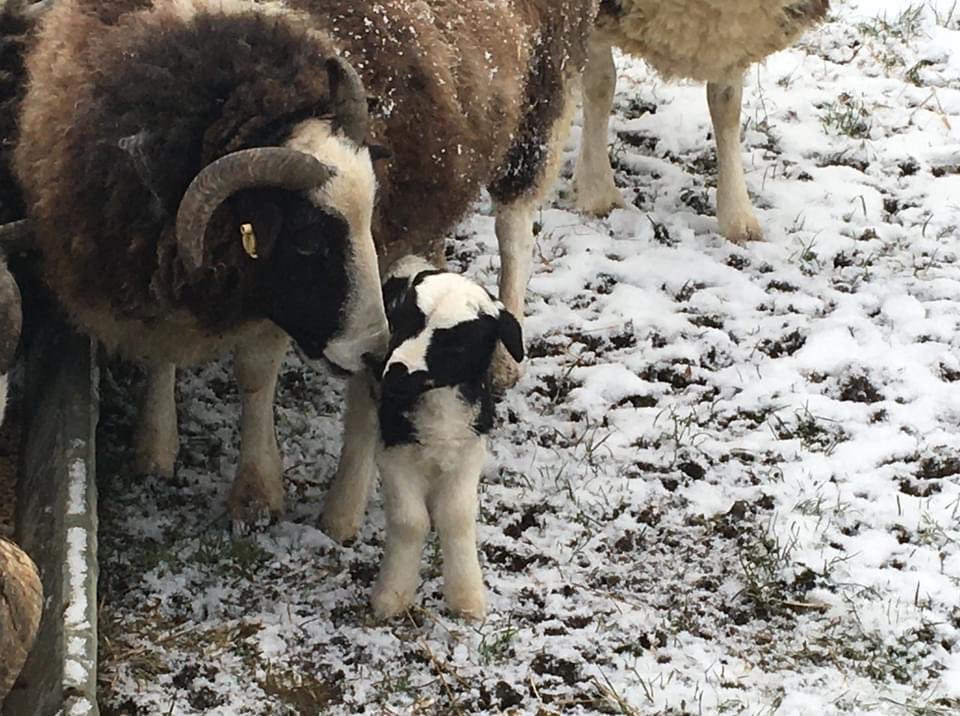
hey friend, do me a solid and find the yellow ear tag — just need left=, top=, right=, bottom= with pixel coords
left=240, top=223, right=258, bottom=259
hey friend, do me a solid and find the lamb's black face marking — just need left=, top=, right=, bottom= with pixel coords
left=380, top=268, right=445, bottom=362
left=379, top=362, right=431, bottom=446
left=241, top=188, right=350, bottom=362
left=424, top=316, right=500, bottom=387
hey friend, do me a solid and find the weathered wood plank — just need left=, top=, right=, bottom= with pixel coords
left=4, top=292, right=99, bottom=715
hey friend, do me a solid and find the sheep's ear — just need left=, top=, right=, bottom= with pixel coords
left=497, top=310, right=524, bottom=363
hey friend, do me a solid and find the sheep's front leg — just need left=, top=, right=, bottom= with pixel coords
left=134, top=362, right=178, bottom=477
left=492, top=82, right=578, bottom=390
left=431, top=447, right=486, bottom=619
left=574, top=38, right=625, bottom=216
left=229, top=325, right=288, bottom=532
left=322, top=372, right=379, bottom=542
left=371, top=454, right=430, bottom=619
left=706, top=80, right=763, bottom=243
left=492, top=199, right=536, bottom=391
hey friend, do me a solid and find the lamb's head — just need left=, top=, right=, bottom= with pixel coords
left=174, top=57, right=387, bottom=374
left=377, top=257, right=524, bottom=398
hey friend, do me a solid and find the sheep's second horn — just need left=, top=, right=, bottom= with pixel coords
left=175, top=147, right=335, bottom=273
left=326, top=56, right=369, bottom=145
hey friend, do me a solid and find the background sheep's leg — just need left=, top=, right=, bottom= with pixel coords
left=371, top=457, right=429, bottom=619
left=431, top=447, right=486, bottom=619
left=706, top=80, right=763, bottom=243
left=322, top=372, right=378, bottom=542
left=133, top=362, right=178, bottom=477
left=491, top=198, right=536, bottom=390
left=574, top=38, right=625, bottom=215
left=492, top=83, right=579, bottom=390
left=228, top=324, right=288, bottom=531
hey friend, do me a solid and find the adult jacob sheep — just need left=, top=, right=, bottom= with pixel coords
left=574, top=0, right=830, bottom=243
left=12, top=0, right=598, bottom=531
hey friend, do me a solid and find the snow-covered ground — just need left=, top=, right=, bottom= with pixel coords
left=97, top=2, right=960, bottom=713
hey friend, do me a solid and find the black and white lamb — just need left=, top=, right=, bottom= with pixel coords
left=366, top=256, right=523, bottom=620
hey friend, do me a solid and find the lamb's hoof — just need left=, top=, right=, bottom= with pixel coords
left=371, top=583, right=414, bottom=620
left=321, top=509, right=361, bottom=544
left=490, top=345, right=523, bottom=393
left=446, top=585, right=487, bottom=621
left=720, top=213, right=764, bottom=245
left=227, top=464, right=283, bottom=534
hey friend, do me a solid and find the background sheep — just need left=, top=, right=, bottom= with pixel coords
left=12, top=0, right=597, bottom=531
left=0, top=255, right=40, bottom=704
left=574, top=0, right=830, bottom=243
left=367, top=256, right=523, bottom=620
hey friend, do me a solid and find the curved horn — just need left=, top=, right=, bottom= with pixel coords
left=326, top=56, right=369, bottom=144
left=175, top=147, right=335, bottom=273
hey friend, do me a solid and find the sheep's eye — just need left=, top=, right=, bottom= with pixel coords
left=291, top=232, right=323, bottom=256
left=289, top=212, right=348, bottom=256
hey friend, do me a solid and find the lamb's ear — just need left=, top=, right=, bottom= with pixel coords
left=497, top=310, right=524, bottom=363
left=382, top=275, right=410, bottom=318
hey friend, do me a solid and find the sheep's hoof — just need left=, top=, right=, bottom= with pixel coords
left=227, top=463, right=284, bottom=533
left=371, top=583, right=414, bottom=620
left=133, top=430, right=177, bottom=478
left=490, top=345, right=523, bottom=393
left=230, top=508, right=274, bottom=537
left=321, top=510, right=362, bottom=544
left=0, top=538, right=42, bottom=701
left=720, top=213, right=764, bottom=245
left=320, top=465, right=373, bottom=543
left=446, top=586, right=487, bottom=621
left=575, top=191, right=625, bottom=217
left=573, top=176, right=625, bottom=217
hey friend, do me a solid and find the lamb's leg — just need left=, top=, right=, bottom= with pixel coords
left=371, top=455, right=429, bottom=619
left=134, top=362, right=178, bottom=477
left=431, top=447, right=486, bottom=620
left=229, top=324, right=288, bottom=532
left=492, top=83, right=579, bottom=390
left=322, top=372, right=378, bottom=542
left=706, top=80, right=763, bottom=243
left=573, top=38, right=624, bottom=215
